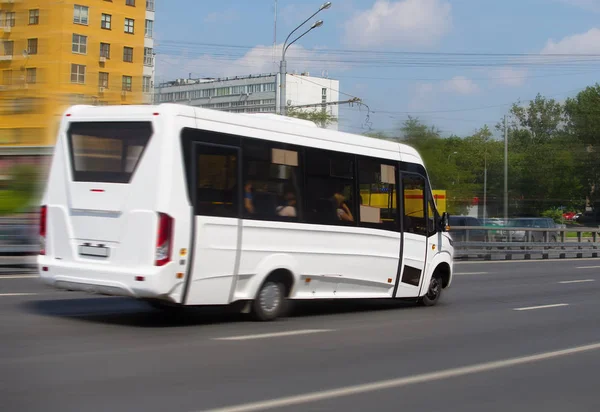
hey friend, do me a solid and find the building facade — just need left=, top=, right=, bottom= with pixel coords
left=0, top=0, right=156, bottom=151
left=155, top=72, right=340, bottom=130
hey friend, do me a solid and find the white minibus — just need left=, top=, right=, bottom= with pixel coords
left=38, top=104, right=454, bottom=320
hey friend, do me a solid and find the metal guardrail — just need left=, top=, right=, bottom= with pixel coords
left=2, top=218, right=600, bottom=260
left=451, top=225, right=600, bottom=260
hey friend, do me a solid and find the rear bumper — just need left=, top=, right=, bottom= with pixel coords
left=37, top=256, right=178, bottom=300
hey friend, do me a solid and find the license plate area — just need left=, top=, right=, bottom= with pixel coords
left=79, top=244, right=110, bottom=258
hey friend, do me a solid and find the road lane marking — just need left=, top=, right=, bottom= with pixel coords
left=214, top=329, right=333, bottom=341
left=559, top=279, right=595, bottom=284
left=457, top=258, right=600, bottom=265
left=200, top=342, right=600, bottom=412
left=576, top=266, right=600, bottom=269
left=514, top=303, right=569, bottom=311
left=454, top=272, right=489, bottom=276
left=0, top=293, right=39, bottom=297
left=0, top=275, right=39, bottom=279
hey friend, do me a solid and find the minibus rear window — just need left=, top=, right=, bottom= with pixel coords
left=67, top=121, right=153, bottom=183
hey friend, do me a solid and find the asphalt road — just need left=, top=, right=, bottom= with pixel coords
left=2, top=259, right=600, bottom=411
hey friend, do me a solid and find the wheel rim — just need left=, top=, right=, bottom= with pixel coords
left=427, top=277, right=441, bottom=300
left=259, top=283, right=281, bottom=314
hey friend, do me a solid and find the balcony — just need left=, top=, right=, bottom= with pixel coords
left=0, top=55, right=13, bottom=61
left=146, top=0, right=155, bottom=12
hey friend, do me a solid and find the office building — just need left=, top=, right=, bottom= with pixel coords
left=155, top=72, right=340, bottom=130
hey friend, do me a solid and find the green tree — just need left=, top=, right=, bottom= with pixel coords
left=286, top=106, right=337, bottom=128
left=564, top=84, right=600, bottom=212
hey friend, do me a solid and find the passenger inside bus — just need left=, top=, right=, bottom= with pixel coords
left=244, top=182, right=255, bottom=214
left=277, top=192, right=297, bottom=217
left=334, top=193, right=354, bottom=222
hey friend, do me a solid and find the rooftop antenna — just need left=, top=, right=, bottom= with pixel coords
left=273, top=0, right=278, bottom=68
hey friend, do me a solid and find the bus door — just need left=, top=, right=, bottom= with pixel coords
left=394, top=173, right=428, bottom=298
left=184, top=141, right=242, bottom=305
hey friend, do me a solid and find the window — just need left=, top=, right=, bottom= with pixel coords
left=146, top=0, right=155, bottom=11
left=145, top=19, right=153, bottom=37
left=2, top=70, right=12, bottom=86
left=5, top=12, right=15, bottom=27
left=358, top=159, right=398, bottom=231
left=27, top=39, right=38, bottom=55
left=194, top=144, right=239, bottom=218
left=427, top=191, right=439, bottom=236
left=126, top=0, right=135, bottom=5
left=305, top=149, right=356, bottom=225
left=143, top=76, right=151, bottom=92
left=122, top=75, right=132, bottom=91
left=25, top=68, right=36, bottom=84
left=3, top=41, right=13, bottom=56
left=99, top=72, right=109, bottom=88
left=242, top=139, right=302, bottom=221
left=70, top=64, right=86, bottom=84
left=68, top=122, right=153, bottom=184
left=123, top=47, right=133, bottom=62
left=124, top=18, right=134, bottom=34
left=72, top=34, right=87, bottom=54
left=101, top=14, right=111, bottom=30
left=402, top=174, right=427, bottom=236
left=100, top=43, right=110, bottom=59
left=216, top=87, right=230, bottom=96
left=73, top=5, right=89, bottom=25
left=29, top=9, right=39, bottom=25
left=143, top=47, right=153, bottom=66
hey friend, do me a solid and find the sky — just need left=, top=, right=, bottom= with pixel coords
left=154, top=0, right=600, bottom=137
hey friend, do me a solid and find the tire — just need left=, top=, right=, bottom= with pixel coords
left=251, top=281, right=286, bottom=321
left=420, top=274, right=443, bottom=307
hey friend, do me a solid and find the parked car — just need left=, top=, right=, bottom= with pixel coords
left=497, top=217, right=560, bottom=242
left=448, top=216, right=486, bottom=242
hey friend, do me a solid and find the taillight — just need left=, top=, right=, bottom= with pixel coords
left=155, top=213, right=173, bottom=266
left=39, top=205, right=47, bottom=255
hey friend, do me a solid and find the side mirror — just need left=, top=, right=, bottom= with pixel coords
left=440, top=212, right=450, bottom=232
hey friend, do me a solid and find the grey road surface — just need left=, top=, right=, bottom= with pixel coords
left=1, top=259, right=600, bottom=412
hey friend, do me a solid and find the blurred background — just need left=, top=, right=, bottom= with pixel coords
left=1, top=0, right=154, bottom=252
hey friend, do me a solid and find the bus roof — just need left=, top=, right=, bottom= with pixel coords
left=64, top=103, right=424, bottom=165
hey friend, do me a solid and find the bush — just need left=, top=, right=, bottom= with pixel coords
left=0, top=164, right=42, bottom=216
left=541, top=208, right=564, bottom=224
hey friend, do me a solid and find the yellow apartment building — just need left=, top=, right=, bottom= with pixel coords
left=0, top=0, right=156, bottom=154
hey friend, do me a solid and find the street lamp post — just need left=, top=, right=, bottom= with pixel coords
left=279, top=2, right=331, bottom=116
left=483, top=151, right=487, bottom=225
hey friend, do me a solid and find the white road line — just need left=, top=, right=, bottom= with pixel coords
left=559, top=279, right=595, bottom=284
left=0, top=275, right=39, bottom=279
left=454, top=272, right=489, bottom=276
left=200, top=342, right=600, bottom=412
left=456, top=258, right=600, bottom=265
left=514, top=303, right=569, bottom=311
left=576, top=266, right=600, bottom=269
left=0, top=293, right=39, bottom=297
left=214, top=329, right=333, bottom=341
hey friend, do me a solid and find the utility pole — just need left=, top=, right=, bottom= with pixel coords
left=483, top=151, right=487, bottom=225
left=504, top=114, right=508, bottom=222
left=279, top=2, right=331, bottom=116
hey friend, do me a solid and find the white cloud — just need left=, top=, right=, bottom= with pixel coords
left=489, top=67, right=528, bottom=87
left=441, top=76, right=480, bottom=95
left=556, top=0, right=600, bottom=12
left=203, top=10, right=239, bottom=23
left=408, top=77, right=477, bottom=111
left=156, top=44, right=347, bottom=82
left=541, top=27, right=600, bottom=54
left=344, top=0, right=452, bottom=48
left=408, top=82, right=435, bottom=110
